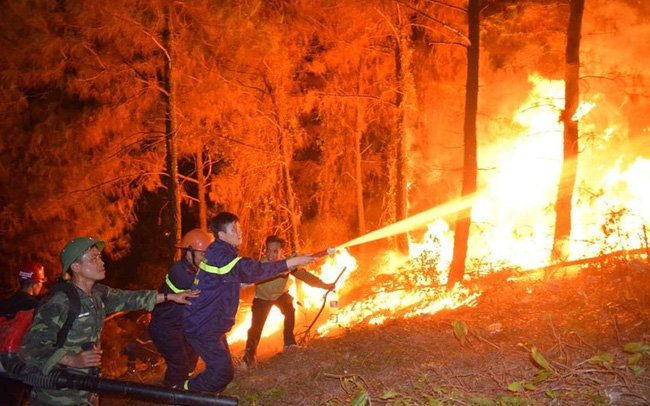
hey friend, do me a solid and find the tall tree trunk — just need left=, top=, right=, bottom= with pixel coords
left=280, top=131, right=301, bottom=250
left=552, top=0, right=584, bottom=262
left=354, top=108, right=366, bottom=237
left=196, top=146, right=208, bottom=231
left=448, top=0, right=479, bottom=287
left=279, top=131, right=305, bottom=300
left=264, top=75, right=304, bottom=303
left=264, top=74, right=302, bottom=252
left=354, top=62, right=367, bottom=237
left=393, top=22, right=411, bottom=254
left=162, top=3, right=182, bottom=259
left=272, top=108, right=305, bottom=303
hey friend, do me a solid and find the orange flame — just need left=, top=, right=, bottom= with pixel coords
left=228, top=73, right=649, bottom=357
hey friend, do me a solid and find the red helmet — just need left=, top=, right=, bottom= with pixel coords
left=178, top=228, right=213, bottom=252
left=16, top=261, right=47, bottom=283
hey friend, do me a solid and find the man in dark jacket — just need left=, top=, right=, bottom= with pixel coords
left=182, top=212, right=315, bottom=393
left=0, top=261, right=48, bottom=406
left=0, top=261, right=47, bottom=318
left=149, top=228, right=213, bottom=387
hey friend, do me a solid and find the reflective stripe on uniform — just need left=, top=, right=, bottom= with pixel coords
left=198, top=257, right=242, bottom=275
left=165, top=275, right=187, bottom=293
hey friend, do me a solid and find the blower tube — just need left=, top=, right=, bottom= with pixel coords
left=1, top=354, right=237, bottom=406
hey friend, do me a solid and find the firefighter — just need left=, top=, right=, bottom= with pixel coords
left=0, top=261, right=47, bottom=318
left=182, top=212, right=315, bottom=393
left=19, top=237, right=199, bottom=406
left=149, top=228, right=213, bottom=387
left=242, top=235, right=334, bottom=368
left=0, top=261, right=48, bottom=406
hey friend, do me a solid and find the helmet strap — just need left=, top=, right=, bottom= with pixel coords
left=187, top=247, right=198, bottom=268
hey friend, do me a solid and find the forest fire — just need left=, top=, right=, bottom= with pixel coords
left=228, top=73, right=649, bottom=351
left=2, top=0, right=650, bottom=403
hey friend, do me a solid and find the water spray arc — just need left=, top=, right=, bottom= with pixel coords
left=309, top=194, right=479, bottom=255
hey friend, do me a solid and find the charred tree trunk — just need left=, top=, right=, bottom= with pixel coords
left=448, top=0, right=479, bottom=287
left=196, top=146, right=208, bottom=231
left=393, top=23, right=411, bottom=254
left=552, top=0, right=584, bottom=262
left=162, top=3, right=182, bottom=260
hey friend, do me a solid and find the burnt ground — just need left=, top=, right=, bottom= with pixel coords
left=102, top=258, right=650, bottom=406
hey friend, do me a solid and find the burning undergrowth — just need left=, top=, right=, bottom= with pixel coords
left=230, top=256, right=650, bottom=406
left=101, top=254, right=650, bottom=406
left=315, top=249, right=482, bottom=335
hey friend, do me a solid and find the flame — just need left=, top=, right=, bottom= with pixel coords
left=228, top=305, right=283, bottom=345
left=469, top=74, right=566, bottom=269
left=311, top=73, right=648, bottom=337
left=315, top=243, right=480, bottom=336
left=408, top=219, right=454, bottom=285
left=227, top=73, right=649, bottom=356
left=302, top=248, right=358, bottom=307
left=228, top=249, right=358, bottom=346
left=466, top=74, right=648, bottom=268
left=317, top=283, right=481, bottom=336
left=571, top=156, right=650, bottom=257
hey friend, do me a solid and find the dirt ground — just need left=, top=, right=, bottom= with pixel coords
left=103, top=257, right=650, bottom=406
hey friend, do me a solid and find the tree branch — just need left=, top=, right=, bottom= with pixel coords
left=316, top=92, right=395, bottom=107
left=213, top=129, right=272, bottom=153
left=422, top=0, right=467, bottom=13
left=59, top=172, right=157, bottom=197
left=394, top=0, right=470, bottom=45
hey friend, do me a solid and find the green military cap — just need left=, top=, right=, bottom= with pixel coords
left=60, top=237, right=105, bottom=272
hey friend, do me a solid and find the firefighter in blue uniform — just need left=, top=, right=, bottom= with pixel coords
left=149, top=228, right=213, bottom=387
left=182, top=212, right=315, bottom=393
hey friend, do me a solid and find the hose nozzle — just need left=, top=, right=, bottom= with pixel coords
left=312, top=247, right=336, bottom=257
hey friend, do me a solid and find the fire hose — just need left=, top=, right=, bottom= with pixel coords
left=0, top=354, right=237, bottom=406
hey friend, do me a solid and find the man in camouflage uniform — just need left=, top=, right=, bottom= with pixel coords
left=20, top=237, right=199, bottom=406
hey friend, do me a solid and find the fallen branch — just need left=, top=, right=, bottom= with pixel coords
left=542, top=247, right=649, bottom=275
left=470, top=330, right=502, bottom=351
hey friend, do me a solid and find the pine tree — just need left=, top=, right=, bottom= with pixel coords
left=552, top=0, right=584, bottom=262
